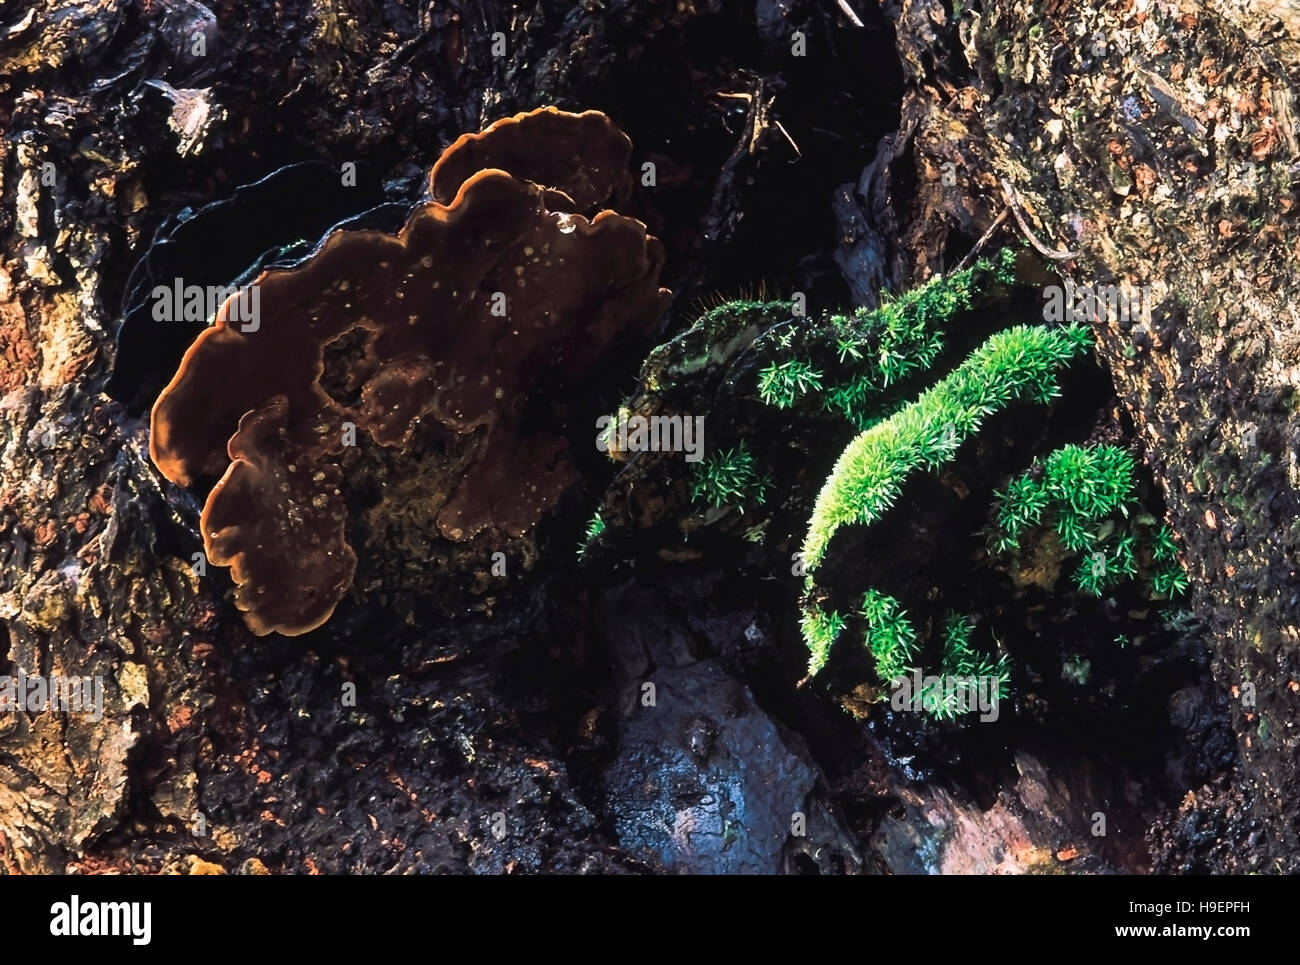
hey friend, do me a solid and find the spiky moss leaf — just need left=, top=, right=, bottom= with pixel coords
left=1074, top=551, right=1111, bottom=597
left=1152, top=523, right=1180, bottom=562
left=1056, top=511, right=1096, bottom=554
left=1071, top=532, right=1139, bottom=597
left=802, top=605, right=847, bottom=675
left=1044, top=444, right=1136, bottom=521
left=577, top=510, right=605, bottom=558
left=762, top=254, right=1014, bottom=427
left=758, top=358, right=824, bottom=408
left=993, top=473, right=1050, bottom=551
left=1152, top=561, right=1190, bottom=597
left=1151, top=523, right=1189, bottom=597
left=995, top=445, right=1189, bottom=600
left=914, top=613, right=1011, bottom=719
left=939, top=613, right=976, bottom=668
left=860, top=589, right=919, bottom=683
left=801, top=323, right=1092, bottom=573
left=920, top=652, right=1010, bottom=719
left=690, top=440, right=769, bottom=509
left=1113, top=532, right=1137, bottom=577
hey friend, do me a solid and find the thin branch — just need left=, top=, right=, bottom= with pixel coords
left=836, top=0, right=866, bottom=27
left=999, top=178, right=1081, bottom=261
left=955, top=206, right=1010, bottom=272
left=773, top=119, right=802, bottom=159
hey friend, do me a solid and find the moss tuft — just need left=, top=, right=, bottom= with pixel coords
left=577, top=510, right=605, bottom=558
left=802, top=323, right=1093, bottom=574
left=993, top=444, right=1187, bottom=599
left=860, top=589, right=921, bottom=682
left=802, top=605, right=847, bottom=676
left=690, top=441, right=770, bottom=510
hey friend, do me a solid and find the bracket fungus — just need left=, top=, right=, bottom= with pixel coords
left=150, top=108, right=670, bottom=636
left=107, top=160, right=388, bottom=414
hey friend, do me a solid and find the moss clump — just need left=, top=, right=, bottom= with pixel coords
left=801, top=322, right=1093, bottom=576
left=992, top=443, right=1189, bottom=599
left=802, top=604, right=847, bottom=675
left=1150, top=524, right=1189, bottom=596
left=689, top=441, right=770, bottom=511
left=757, top=250, right=1018, bottom=429
left=792, top=283, right=1089, bottom=711
left=995, top=444, right=1135, bottom=553
left=758, top=359, right=824, bottom=409
left=577, top=510, right=605, bottom=558
left=919, top=614, right=1010, bottom=719
left=860, top=589, right=920, bottom=682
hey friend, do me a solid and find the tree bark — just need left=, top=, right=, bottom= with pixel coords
left=859, top=0, right=1300, bottom=871
left=1, top=0, right=1296, bottom=874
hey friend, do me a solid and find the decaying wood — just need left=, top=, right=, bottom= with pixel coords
left=0, top=0, right=1295, bottom=874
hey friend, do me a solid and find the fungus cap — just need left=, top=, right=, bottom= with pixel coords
left=151, top=109, right=669, bottom=635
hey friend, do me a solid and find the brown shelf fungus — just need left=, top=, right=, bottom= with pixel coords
left=150, top=108, right=670, bottom=636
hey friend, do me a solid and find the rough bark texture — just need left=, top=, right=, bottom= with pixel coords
left=865, top=0, right=1300, bottom=873
left=0, top=0, right=1294, bottom=874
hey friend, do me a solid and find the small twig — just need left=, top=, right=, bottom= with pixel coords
left=955, top=206, right=1010, bottom=272
left=999, top=178, right=1081, bottom=261
left=773, top=119, right=802, bottom=159
left=277, top=76, right=307, bottom=107
left=836, top=0, right=866, bottom=27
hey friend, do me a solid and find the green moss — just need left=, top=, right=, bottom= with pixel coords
left=690, top=440, right=769, bottom=510
left=938, top=615, right=1009, bottom=684
left=1074, top=537, right=1137, bottom=596
left=917, top=614, right=1010, bottom=719
left=757, top=358, right=824, bottom=408
left=757, top=251, right=1018, bottom=429
left=802, top=605, right=847, bottom=675
left=993, top=473, right=1051, bottom=552
left=1046, top=444, right=1136, bottom=522
left=860, top=589, right=920, bottom=682
left=1150, top=565, right=1189, bottom=597
left=802, top=323, right=1092, bottom=574
left=1150, top=530, right=1190, bottom=596
left=621, top=255, right=1175, bottom=724
left=1151, top=523, right=1178, bottom=561
left=794, top=309, right=1094, bottom=693
left=993, top=445, right=1187, bottom=599
left=577, top=510, right=605, bottom=558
